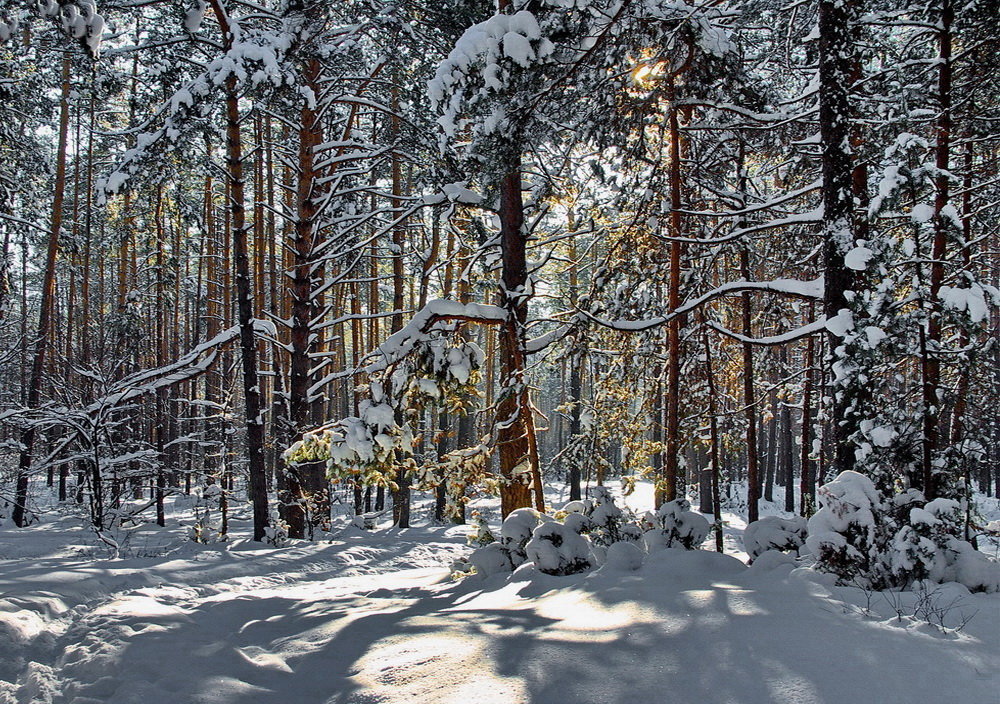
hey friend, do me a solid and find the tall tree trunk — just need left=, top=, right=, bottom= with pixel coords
left=948, top=142, right=973, bottom=448
left=922, top=0, right=952, bottom=499
left=819, top=0, right=860, bottom=478
left=567, top=209, right=583, bottom=502
left=659, top=98, right=684, bottom=506
left=702, top=322, right=724, bottom=552
left=210, top=0, right=270, bottom=541
left=154, top=186, right=167, bottom=527
left=781, top=399, right=795, bottom=512
left=493, top=0, right=541, bottom=517
left=764, top=392, right=777, bottom=503
left=740, top=246, right=760, bottom=523
left=282, top=52, right=326, bottom=539
left=497, top=167, right=536, bottom=517
left=800, top=311, right=816, bottom=516
left=390, top=83, right=411, bottom=528
left=13, top=57, right=72, bottom=527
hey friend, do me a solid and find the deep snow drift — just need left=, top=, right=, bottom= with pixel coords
left=1, top=487, right=998, bottom=704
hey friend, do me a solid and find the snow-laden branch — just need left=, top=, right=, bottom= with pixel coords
left=666, top=208, right=823, bottom=245
left=3, top=1, right=106, bottom=57
left=364, top=299, right=507, bottom=373
left=83, top=321, right=269, bottom=412
left=307, top=300, right=508, bottom=396
left=707, top=318, right=827, bottom=346
left=584, top=278, right=824, bottom=332
left=525, top=325, right=571, bottom=354
left=679, top=179, right=821, bottom=218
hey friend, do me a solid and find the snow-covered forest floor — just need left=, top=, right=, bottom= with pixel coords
left=2, top=483, right=998, bottom=704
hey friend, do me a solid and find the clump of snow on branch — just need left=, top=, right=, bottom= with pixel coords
left=284, top=383, right=411, bottom=489
left=26, top=0, right=105, bottom=57
left=398, top=335, right=484, bottom=411
left=429, top=9, right=548, bottom=137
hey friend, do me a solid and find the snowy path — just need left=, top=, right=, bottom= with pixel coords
left=1, top=522, right=474, bottom=703
left=2, top=513, right=998, bottom=704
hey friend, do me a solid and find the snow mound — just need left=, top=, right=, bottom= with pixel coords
left=602, top=540, right=645, bottom=572
left=468, top=541, right=514, bottom=578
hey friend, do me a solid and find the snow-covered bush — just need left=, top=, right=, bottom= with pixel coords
left=808, top=471, right=1000, bottom=591
left=885, top=498, right=1000, bottom=591
left=500, top=508, right=552, bottom=565
left=561, top=499, right=592, bottom=515
left=563, top=510, right=595, bottom=535
left=525, top=522, right=592, bottom=576
left=263, top=505, right=289, bottom=547
left=886, top=498, right=961, bottom=584
left=468, top=490, right=649, bottom=578
left=806, top=471, right=884, bottom=585
left=744, top=516, right=807, bottom=561
left=943, top=539, right=1000, bottom=593
left=587, top=487, right=643, bottom=547
left=468, top=508, right=552, bottom=577
left=643, top=499, right=710, bottom=551
left=468, top=541, right=515, bottom=578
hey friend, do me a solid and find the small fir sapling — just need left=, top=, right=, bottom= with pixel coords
left=525, top=521, right=592, bottom=576
left=806, top=471, right=884, bottom=586
left=587, top=487, right=643, bottom=547
left=643, top=499, right=711, bottom=551
left=808, top=471, right=1000, bottom=591
left=467, top=510, right=496, bottom=547
left=888, top=497, right=1000, bottom=592
left=190, top=484, right=224, bottom=544
left=563, top=510, right=595, bottom=535
left=418, top=441, right=492, bottom=521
